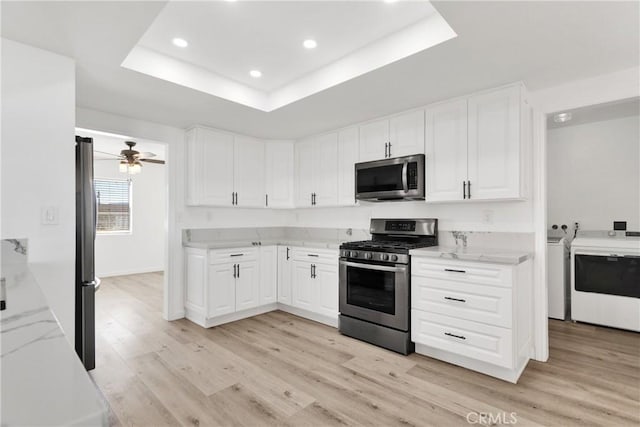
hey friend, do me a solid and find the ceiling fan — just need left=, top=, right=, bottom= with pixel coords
left=95, top=141, right=164, bottom=175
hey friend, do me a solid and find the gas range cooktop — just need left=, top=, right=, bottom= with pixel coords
left=339, top=218, right=438, bottom=263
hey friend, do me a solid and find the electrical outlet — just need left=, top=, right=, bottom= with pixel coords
left=41, top=206, right=59, bottom=225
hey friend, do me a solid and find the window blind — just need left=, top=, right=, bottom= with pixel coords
left=95, top=178, right=131, bottom=233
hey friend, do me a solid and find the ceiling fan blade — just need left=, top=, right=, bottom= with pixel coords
left=94, top=150, right=123, bottom=158
left=95, top=158, right=124, bottom=161
left=139, top=159, right=165, bottom=164
left=137, top=152, right=157, bottom=158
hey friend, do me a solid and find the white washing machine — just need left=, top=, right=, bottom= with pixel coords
left=547, top=236, right=569, bottom=320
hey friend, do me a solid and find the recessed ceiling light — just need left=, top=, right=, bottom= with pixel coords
left=303, top=39, right=317, bottom=49
left=553, top=112, right=572, bottom=123
left=249, top=70, right=262, bottom=78
left=172, top=38, right=188, bottom=48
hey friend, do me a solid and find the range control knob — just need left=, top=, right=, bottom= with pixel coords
left=390, top=255, right=398, bottom=262
left=364, top=252, right=373, bottom=260
left=381, top=254, right=390, bottom=261
left=350, top=251, right=358, bottom=258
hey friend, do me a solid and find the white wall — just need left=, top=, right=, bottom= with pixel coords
left=1, top=39, right=76, bottom=343
left=547, top=115, right=640, bottom=232
left=93, top=161, right=166, bottom=277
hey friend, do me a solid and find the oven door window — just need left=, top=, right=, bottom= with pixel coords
left=346, top=265, right=395, bottom=315
left=357, top=164, right=404, bottom=193
left=575, top=254, right=640, bottom=298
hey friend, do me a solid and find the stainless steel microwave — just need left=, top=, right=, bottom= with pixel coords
left=355, top=154, right=425, bottom=201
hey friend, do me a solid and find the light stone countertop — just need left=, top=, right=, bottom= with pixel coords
left=0, top=263, right=108, bottom=426
left=410, top=246, right=533, bottom=265
left=183, top=239, right=342, bottom=250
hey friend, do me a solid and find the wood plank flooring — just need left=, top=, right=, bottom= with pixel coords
left=91, top=272, right=640, bottom=427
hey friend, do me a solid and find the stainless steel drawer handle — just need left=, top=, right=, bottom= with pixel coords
left=444, top=332, right=466, bottom=340
left=230, top=254, right=244, bottom=257
left=444, top=296, right=466, bottom=303
left=444, top=268, right=466, bottom=273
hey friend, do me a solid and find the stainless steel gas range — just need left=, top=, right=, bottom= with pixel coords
left=338, top=218, right=438, bottom=355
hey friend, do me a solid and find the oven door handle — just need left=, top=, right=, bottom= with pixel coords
left=340, top=260, right=407, bottom=273
left=401, top=161, right=409, bottom=193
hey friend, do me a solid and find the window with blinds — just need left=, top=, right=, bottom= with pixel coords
left=95, top=178, right=132, bottom=233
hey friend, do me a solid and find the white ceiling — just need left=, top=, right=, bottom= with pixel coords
left=137, top=1, right=441, bottom=93
left=547, top=97, right=640, bottom=129
left=2, top=1, right=639, bottom=139
left=76, top=128, right=166, bottom=161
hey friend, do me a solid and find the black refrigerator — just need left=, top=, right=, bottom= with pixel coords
left=75, top=135, right=97, bottom=370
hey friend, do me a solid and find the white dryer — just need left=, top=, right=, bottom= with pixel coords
left=571, top=232, right=640, bottom=332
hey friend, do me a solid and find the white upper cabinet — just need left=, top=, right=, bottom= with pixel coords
left=467, top=85, right=522, bottom=200
left=424, top=84, right=528, bottom=203
left=359, top=118, right=389, bottom=162
left=294, top=138, right=316, bottom=207
left=265, top=141, right=294, bottom=208
left=234, top=135, right=265, bottom=208
left=359, top=110, right=425, bottom=162
left=294, top=134, right=338, bottom=207
left=337, top=126, right=359, bottom=206
left=389, top=109, right=425, bottom=159
left=313, top=133, right=339, bottom=207
left=425, top=99, right=468, bottom=202
left=186, top=127, right=234, bottom=206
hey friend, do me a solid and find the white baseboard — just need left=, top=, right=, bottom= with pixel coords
left=277, top=304, right=338, bottom=328
left=97, top=267, right=164, bottom=278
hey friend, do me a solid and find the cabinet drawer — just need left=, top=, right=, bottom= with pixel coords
left=291, top=248, right=338, bottom=265
left=412, top=310, right=513, bottom=368
left=411, top=257, right=512, bottom=288
left=412, top=277, right=512, bottom=328
left=209, top=247, right=258, bottom=264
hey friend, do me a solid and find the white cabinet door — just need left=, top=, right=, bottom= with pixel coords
left=277, top=246, right=293, bottom=305
left=337, top=127, right=359, bottom=206
left=314, top=263, right=339, bottom=318
left=425, top=99, right=468, bottom=202
left=186, top=127, right=235, bottom=206
left=207, top=263, right=236, bottom=318
left=294, top=139, right=315, bottom=207
left=235, top=260, right=260, bottom=311
left=359, top=119, right=389, bottom=162
left=389, top=110, right=425, bottom=158
left=467, top=86, right=521, bottom=200
left=259, top=246, right=277, bottom=305
left=185, top=249, right=206, bottom=313
left=234, top=135, right=265, bottom=208
left=292, top=261, right=314, bottom=311
left=313, top=133, right=338, bottom=207
left=265, top=141, right=294, bottom=208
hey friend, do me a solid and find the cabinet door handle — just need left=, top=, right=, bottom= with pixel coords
left=308, top=254, right=319, bottom=257
left=444, top=268, right=466, bottom=274
left=232, top=192, right=235, bottom=205
left=310, top=264, right=313, bottom=278
left=265, top=194, right=268, bottom=207
left=312, top=264, right=316, bottom=278
left=388, top=142, right=392, bottom=158
left=463, top=181, right=467, bottom=199
left=230, top=253, right=244, bottom=257
left=237, top=264, right=240, bottom=278
left=467, top=181, right=471, bottom=199
left=384, top=143, right=388, bottom=158
left=444, top=296, right=466, bottom=303
left=233, top=264, right=237, bottom=278
left=286, top=247, right=290, bottom=260
left=444, top=332, right=466, bottom=340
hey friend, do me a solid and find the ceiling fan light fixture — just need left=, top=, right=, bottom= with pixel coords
left=119, top=160, right=129, bottom=173
left=129, top=161, right=142, bottom=175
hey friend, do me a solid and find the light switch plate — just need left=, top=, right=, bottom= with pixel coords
left=41, top=206, right=59, bottom=225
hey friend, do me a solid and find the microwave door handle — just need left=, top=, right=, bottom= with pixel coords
left=402, top=161, right=408, bottom=193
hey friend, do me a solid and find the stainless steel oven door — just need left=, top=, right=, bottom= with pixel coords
left=339, top=259, right=409, bottom=331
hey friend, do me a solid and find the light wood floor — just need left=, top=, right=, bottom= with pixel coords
left=91, top=272, right=640, bottom=427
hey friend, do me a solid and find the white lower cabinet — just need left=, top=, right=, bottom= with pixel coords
left=185, top=245, right=339, bottom=328
left=277, top=246, right=293, bottom=304
left=411, top=256, right=533, bottom=383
